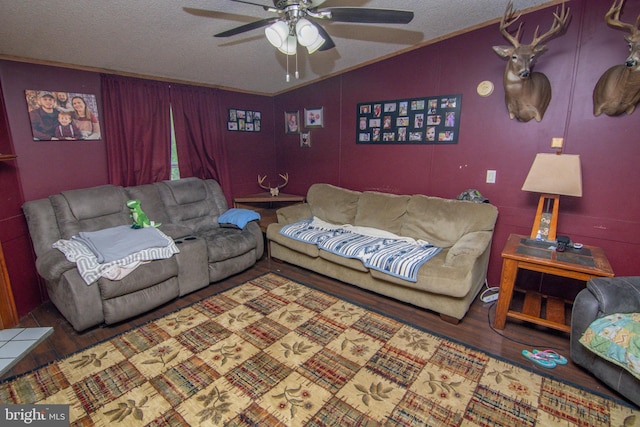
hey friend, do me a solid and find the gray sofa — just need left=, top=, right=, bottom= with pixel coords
left=22, top=177, right=264, bottom=331
left=570, top=277, right=640, bottom=406
left=267, top=183, right=498, bottom=323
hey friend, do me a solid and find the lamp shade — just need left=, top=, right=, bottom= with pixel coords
left=521, top=153, right=582, bottom=197
left=265, top=21, right=289, bottom=49
left=306, top=34, right=326, bottom=53
left=296, top=18, right=320, bottom=46
left=277, top=35, right=297, bottom=55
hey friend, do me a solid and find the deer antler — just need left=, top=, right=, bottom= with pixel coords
left=530, top=2, right=570, bottom=48
left=277, top=173, right=289, bottom=189
left=257, top=174, right=269, bottom=191
left=499, top=1, right=524, bottom=47
left=258, top=173, right=289, bottom=196
left=605, top=0, right=640, bottom=34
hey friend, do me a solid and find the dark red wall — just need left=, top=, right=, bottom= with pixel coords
left=1, top=0, right=639, bottom=317
left=274, top=0, right=640, bottom=287
left=0, top=61, right=109, bottom=201
left=216, top=90, right=276, bottom=198
left=0, top=83, right=44, bottom=316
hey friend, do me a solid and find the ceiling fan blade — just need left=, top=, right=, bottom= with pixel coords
left=326, top=8, right=414, bottom=24
left=214, top=17, right=279, bottom=37
left=312, top=23, right=335, bottom=51
left=226, top=0, right=278, bottom=12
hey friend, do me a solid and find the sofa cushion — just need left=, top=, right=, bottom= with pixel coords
left=125, top=183, right=170, bottom=226
left=63, top=185, right=126, bottom=220
left=401, top=196, right=498, bottom=247
left=354, top=191, right=409, bottom=235
left=267, top=224, right=320, bottom=258
left=307, top=183, right=360, bottom=225
left=199, top=228, right=257, bottom=262
left=155, top=178, right=228, bottom=233
left=50, top=186, right=130, bottom=239
left=164, top=177, right=208, bottom=205
left=98, top=257, right=178, bottom=299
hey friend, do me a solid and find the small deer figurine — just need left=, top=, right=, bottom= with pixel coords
left=593, top=0, right=640, bottom=116
left=258, top=173, right=289, bottom=197
left=493, top=1, right=569, bottom=122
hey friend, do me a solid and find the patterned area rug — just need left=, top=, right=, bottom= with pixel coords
left=1, top=273, right=638, bottom=426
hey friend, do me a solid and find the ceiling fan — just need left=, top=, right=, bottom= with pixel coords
left=210, top=0, right=414, bottom=55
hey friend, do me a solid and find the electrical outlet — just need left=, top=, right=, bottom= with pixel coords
left=486, top=170, right=496, bottom=184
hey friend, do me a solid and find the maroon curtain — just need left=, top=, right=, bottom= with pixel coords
left=169, top=84, right=231, bottom=198
left=101, top=75, right=171, bottom=186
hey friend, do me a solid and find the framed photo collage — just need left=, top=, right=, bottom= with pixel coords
left=356, top=94, right=461, bottom=144
left=227, top=108, right=261, bottom=132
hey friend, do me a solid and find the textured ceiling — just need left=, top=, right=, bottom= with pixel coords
left=0, top=0, right=559, bottom=95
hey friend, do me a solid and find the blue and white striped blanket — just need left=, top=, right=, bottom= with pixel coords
left=53, top=227, right=179, bottom=285
left=280, top=218, right=441, bottom=282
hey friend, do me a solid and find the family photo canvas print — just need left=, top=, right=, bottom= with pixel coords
left=25, top=90, right=101, bottom=141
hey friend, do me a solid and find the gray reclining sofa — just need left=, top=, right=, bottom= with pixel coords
left=22, top=177, right=263, bottom=331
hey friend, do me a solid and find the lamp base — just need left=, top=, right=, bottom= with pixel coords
left=530, top=194, right=559, bottom=242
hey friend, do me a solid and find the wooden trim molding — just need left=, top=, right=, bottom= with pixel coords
left=0, top=241, right=19, bottom=329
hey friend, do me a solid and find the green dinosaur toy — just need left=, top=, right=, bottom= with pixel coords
left=126, top=200, right=160, bottom=229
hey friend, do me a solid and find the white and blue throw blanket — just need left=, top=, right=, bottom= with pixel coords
left=280, top=217, right=441, bottom=282
left=53, top=225, right=179, bottom=285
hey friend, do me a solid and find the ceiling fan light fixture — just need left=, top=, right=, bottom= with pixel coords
left=277, top=35, right=297, bottom=56
left=306, top=35, right=326, bottom=54
left=295, top=18, right=319, bottom=46
left=265, top=21, right=289, bottom=49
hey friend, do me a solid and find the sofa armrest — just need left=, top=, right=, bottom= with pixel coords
left=35, top=249, right=76, bottom=281
left=276, top=203, right=312, bottom=224
left=444, top=230, right=492, bottom=267
left=573, top=277, right=640, bottom=336
left=585, top=276, right=640, bottom=315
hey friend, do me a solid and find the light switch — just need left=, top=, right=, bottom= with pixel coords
left=486, top=170, right=496, bottom=184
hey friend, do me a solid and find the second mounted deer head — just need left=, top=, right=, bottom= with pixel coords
left=493, top=1, right=570, bottom=122
left=593, top=0, right=640, bottom=116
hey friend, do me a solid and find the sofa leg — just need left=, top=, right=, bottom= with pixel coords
left=440, top=314, right=460, bottom=325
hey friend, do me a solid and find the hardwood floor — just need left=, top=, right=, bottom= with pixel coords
left=2, top=257, right=630, bottom=406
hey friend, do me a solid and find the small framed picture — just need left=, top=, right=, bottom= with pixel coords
left=300, top=131, right=311, bottom=148
left=285, top=110, right=300, bottom=134
left=304, top=107, right=323, bottom=128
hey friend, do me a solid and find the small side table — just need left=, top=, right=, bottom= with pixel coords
left=233, top=192, right=305, bottom=232
left=494, top=234, right=614, bottom=333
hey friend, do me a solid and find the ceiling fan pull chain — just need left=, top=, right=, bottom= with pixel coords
left=295, top=43, right=299, bottom=80
left=285, top=35, right=290, bottom=82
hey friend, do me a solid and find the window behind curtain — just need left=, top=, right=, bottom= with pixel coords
left=170, top=106, right=180, bottom=180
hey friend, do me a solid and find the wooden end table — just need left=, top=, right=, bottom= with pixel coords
left=494, top=233, right=614, bottom=333
left=233, top=192, right=305, bottom=233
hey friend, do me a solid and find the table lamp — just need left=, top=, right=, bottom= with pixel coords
left=521, top=153, right=582, bottom=242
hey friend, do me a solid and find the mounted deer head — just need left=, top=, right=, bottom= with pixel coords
left=258, top=173, right=289, bottom=197
left=593, top=0, right=640, bottom=116
left=493, top=1, right=569, bottom=122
